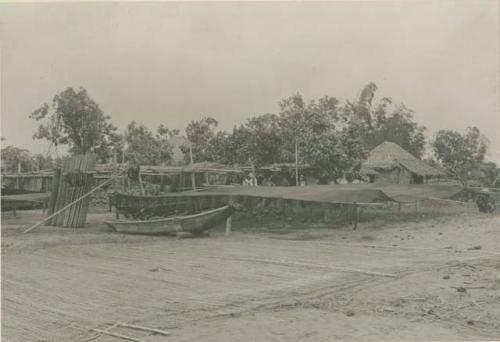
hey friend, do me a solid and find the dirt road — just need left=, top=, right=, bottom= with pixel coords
left=2, top=205, right=500, bottom=341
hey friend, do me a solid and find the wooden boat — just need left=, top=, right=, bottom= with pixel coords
left=104, top=205, right=234, bottom=235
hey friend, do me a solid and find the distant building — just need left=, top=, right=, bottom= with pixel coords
left=360, top=141, right=444, bottom=184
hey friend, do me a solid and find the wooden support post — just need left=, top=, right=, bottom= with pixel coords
left=191, top=173, right=196, bottom=191
left=17, top=160, right=21, bottom=189
left=250, top=162, right=257, bottom=187
left=353, top=202, right=359, bottom=230
left=226, top=215, right=232, bottom=236
left=138, top=171, right=145, bottom=195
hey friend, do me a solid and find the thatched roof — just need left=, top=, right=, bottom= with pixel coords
left=361, top=142, right=443, bottom=177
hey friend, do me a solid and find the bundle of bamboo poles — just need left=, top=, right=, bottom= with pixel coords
left=47, top=154, right=96, bottom=228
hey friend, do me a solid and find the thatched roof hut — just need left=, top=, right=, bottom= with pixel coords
left=361, top=142, right=444, bottom=184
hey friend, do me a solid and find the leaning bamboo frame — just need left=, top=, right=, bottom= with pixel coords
left=23, top=176, right=117, bottom=233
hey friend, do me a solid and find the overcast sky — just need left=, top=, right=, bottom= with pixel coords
left=1, top=1, right=499, bottom=162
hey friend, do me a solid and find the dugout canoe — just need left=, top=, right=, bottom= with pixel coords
left=104, top=205, right=233, bottom=235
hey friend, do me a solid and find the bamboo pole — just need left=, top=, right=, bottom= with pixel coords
left=80, top=154, right=97, bottom=226
left=295, top=139, right=299, bottom=186
left=78, top=174, right=94, bottom=227
left=189, top=142, right=196, bottom=191
left=68, top=156, right=82, bottom=227
left=23, top=177, right=115, bottom=233
left=54, top=157, right=69, bottom=226
left=47, top=168, right=61, bottom=219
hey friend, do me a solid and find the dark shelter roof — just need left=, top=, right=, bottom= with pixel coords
left=197, top=183, right=463, bottom=204
left=362, top=142, right=444, bottom=177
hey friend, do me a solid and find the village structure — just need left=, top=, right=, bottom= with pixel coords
left=1, top=2, right=499, bottom=342
left=361, top=142, right=444, bottom=184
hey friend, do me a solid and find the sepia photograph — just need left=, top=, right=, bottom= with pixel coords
left=1, top=1, right=499, bottom=341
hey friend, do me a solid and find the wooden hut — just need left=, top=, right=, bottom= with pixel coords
left=360, top=142, right=444, bottom=184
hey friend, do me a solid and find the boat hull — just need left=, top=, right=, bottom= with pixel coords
left=104, top=205, right=233, bottom=235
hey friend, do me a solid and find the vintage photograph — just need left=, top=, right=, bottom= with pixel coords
left=1, top=1, right=499, bottom=341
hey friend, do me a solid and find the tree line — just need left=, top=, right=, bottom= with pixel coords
left=1, top=84, right=498, bottom=187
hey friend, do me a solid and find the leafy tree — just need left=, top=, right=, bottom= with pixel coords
left=123, top=121, right=173, bottom=165
left=1, top=146, right=36, bottom=173
left=181, top=117, right=218, bottom=163
left=478, top=162, right=500, bottom=188
left=204, top=131, right=236, bottom=165
left=157, top=124, right=180, bottom=140
left=432, top=127, right=489, bottom=183
left=32, top=153, right=55, bottom=170
left=30, top=87, right=118, bottom=162
left=278, top=93, right=340, bottom=160
left=229, top=114, right=282, bottom=166
left=343, top=83, right=426, bottom=158
left=278, top=93, right=365, bottom=183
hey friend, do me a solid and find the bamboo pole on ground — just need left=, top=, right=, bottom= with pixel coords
left=90, top=329, right=144, bottom=342
left=116, top=323, right=169, bottom=336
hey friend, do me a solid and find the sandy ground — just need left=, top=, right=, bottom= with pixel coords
left=2, top=202, right=500, bottom=342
